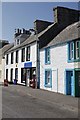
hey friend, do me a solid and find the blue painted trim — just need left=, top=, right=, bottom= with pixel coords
left=45, top=47, right=51, bottom=65
left=67, top=44, right=70, bottom=62
left=65, top=69, right=75, bottom=96
left=44, top=69, right=52, bottom=88
left=67, top=40, right=80, bottom=63
left=67, top=59, right=80, bottom=63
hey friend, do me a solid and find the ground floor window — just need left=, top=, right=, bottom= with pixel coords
left=10, top=68, right=13, bottom=81
left=6, top=69, right=8, bottom=80
left=21, top=68, right=36, bottom=85
left=15, top=68, right=18, bottom=80
left=0, top=70, right=2, bottom=78
left=21, top=68, right=26, bottom=83
left=45, top=69, right=52, bottom=87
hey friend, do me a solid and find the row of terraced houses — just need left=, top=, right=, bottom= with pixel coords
left=1, top=6, right=80, bottom=97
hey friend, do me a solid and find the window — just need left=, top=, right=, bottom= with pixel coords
left=45, top=69, right=52, bottom=87
left=0, top=70, right=2, bottom=78
left=68, top=40, right=80, bottom=62
left=17, top=39, right=20, bottom=45
left=16, top=50, right=19, bottom=63
left=26, top=46, right=30, bottom=61
left=15, top=68, right=18, bottom=80
left=0, top=59, right=2, bottom=64
left=21, top=48, right=25, bottom=62
left=70, top=42, right=74, bottom=60
left=6, top=69, right=8, bottom=80
left=21, top=68, right=26, bottom=83
left=11, top=52, right=14, bottom=64
left=76, top=41, right=79, bottom=59
left=10, top=69, right=13, bottom=81
left=45, top=47, right=50, bottom=64
left=6, top=54, right=8, bottom=65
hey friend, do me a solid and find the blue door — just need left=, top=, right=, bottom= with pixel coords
left=71, top=73, right=74, bottom=96
left=66, top=72, right=71, bottom=95
left=66, top=71, right=74, bottom=96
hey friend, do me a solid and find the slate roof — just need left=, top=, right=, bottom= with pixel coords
left=46, top=21, right=80, bottom=48
left=7, top=35, right=36, bottom=52
left=5, top=21, right=80, bottom=53
left=0, top=43, right=14, bottom=57
left=6, top=23, right=56, bottom=53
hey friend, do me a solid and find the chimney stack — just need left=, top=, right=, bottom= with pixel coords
left=53, top=6, right=79, bottom=25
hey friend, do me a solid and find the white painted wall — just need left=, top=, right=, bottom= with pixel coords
left=5, top=42, right=37, bottom=84
left=40, top=44, right=80, bottom=94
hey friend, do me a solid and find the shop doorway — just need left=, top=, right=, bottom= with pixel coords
left=21, top=68, right=36, bottom=86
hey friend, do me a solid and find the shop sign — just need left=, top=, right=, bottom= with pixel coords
left=24, top=62, right=32, bottom=68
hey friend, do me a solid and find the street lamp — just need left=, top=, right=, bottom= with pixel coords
left=29, top=29, right=39, bottom=89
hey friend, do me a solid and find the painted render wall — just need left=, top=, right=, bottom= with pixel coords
left=5, top=43, right=37, bottom=84
left=40, top=44, right=80, bottom=94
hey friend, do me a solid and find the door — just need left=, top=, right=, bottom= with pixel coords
left=66, top=71, right=74, bottom=96
left=75, top=71, right=80, bottom=97
left=26, top=69, right=30, bottom=87
left=71, top=72, right=74, bottom=96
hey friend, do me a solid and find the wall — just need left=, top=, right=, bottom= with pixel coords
left=5, top=42, right=37, bottom=84
left=40, top=43, right=80, bottom=94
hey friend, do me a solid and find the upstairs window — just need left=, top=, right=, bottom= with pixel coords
left=17, top=39, right=20, bottom=45
left=76, top=41, right=79, bottom=59
left=11, top=52, right=14, bottom=64
left=26, top=46, right=30, bottom=61
left=16, top=50, right=19, bottom=63
left=45, top=47, right=50, bottom=64
left=21, top=48, right=25, bottom=62
left=6, top=54, right=8, bottom=65
left=68, top=40, right=80, bottom=62
left=70, top=42, right=74, bottom=60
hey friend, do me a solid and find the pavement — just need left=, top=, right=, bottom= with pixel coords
left=3, top=84, right=78, bottom=112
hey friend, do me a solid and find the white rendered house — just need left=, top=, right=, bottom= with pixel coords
left=40, top=22, right=80, bottom=97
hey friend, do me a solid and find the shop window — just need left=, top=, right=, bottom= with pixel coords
left=21, top=68, right=26, bottom=83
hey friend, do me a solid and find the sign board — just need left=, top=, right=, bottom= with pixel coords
left=24, top=62, right=32, bottom=68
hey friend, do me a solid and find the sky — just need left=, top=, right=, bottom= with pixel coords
left=1, top=2, right=79, bottom=43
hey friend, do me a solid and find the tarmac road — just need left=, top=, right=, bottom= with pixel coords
left=2, top=85, right=78, bottom=118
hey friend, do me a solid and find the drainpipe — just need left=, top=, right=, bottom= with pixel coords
left=35, top=31, right=40, bottom=89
